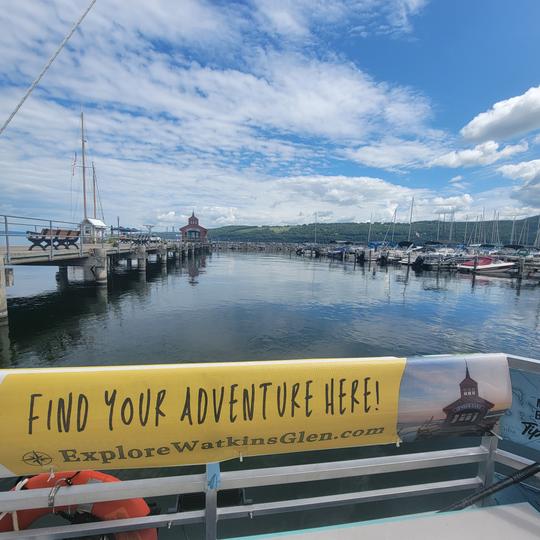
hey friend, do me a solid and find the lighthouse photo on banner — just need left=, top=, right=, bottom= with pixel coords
left=397, top=354, right=512, bottom=442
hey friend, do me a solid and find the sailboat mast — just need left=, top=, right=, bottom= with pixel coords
left=81, top=112, right=87, bottom=220
left=407, top=196, right=414, bottom=241
left=510, top=216, right=515, bottom=244
left=92, top=161, right=97, bottom=219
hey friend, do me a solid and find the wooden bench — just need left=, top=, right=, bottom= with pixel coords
left=26, top=228, right=80, bottom=250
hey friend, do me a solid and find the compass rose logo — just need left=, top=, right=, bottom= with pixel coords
left=22, top=450, right=52, bottom=467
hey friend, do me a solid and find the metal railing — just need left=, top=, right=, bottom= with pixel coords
left=0, top=354, right=537, bottom=539
left=0, top=214, right=84, bottom=264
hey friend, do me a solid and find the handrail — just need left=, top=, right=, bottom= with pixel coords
left=0, top=446, right=488, bottom=512
left=0, top=447, right=533, bottom=540
left=0, top=213, right=87, bottom=262
left=0, top=214, right=80, bottom=226
left=506, top=354, right=540, bottom=373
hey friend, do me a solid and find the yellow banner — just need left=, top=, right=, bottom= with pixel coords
left=0, top=357, right=405, bottom=476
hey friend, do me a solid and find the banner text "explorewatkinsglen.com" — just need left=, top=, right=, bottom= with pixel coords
left=58, top=427, right=386, bottom=465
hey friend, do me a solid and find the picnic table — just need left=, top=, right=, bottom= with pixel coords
left=26, top=228, right=80, bottom=250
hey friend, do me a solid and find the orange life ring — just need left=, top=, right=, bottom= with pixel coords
left=0, top=470, right=157, bottom=540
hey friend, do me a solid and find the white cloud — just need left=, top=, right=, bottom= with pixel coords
left=448, top=175, right=469, bottom=191
left=156, top=207, right=237, bottom=226
left=274, top=175, right=476, bottom=223
left=253, top=0, right=428, bottom=39
left=346, top=138, right=440, bottom=169
left=498, top=159, right=540, bottom=183
left=430, top=141, right=527, bottom=168
left=498, top=159, right=540, bottom=208
left=461, top=86, right=540, bottom=142
left=431, top=193, right=473, bottom=209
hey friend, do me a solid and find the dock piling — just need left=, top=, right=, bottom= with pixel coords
left=136, top=246, right=147, bottom=273
left=158, top=246, right=168, bottom=266
left=83, top=247, right=108, bottom=286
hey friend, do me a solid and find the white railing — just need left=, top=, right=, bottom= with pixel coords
left=0, top=354, right=537, bottom=539
left=0, top=214, right=84, bottom=264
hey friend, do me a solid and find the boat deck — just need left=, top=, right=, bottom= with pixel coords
left=232, top=503, right=540, bottom=540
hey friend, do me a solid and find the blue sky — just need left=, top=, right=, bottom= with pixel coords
left=1, top=0, right=540, bottom=228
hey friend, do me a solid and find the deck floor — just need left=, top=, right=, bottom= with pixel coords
left=231, top=503, right=540, bottom=540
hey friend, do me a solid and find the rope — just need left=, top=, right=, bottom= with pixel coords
left=0, top=0, right=98, bottom=137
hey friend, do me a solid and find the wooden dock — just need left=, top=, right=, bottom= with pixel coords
left=1, top=241, right=206, bottom=266
left=0, top=240, right=210, bottom=326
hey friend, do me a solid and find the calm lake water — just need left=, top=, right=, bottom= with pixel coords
left=2, top=251, right=540, bottom=368
left=1, top=252, right=539, bottom=537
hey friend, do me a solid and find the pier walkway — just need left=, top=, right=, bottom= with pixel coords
left=0, top=213, right=210, bottom=326
left=1, top=241, right=202, bottom=266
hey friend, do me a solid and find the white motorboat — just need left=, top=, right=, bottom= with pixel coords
left=457, top=256, right=516, bottom=273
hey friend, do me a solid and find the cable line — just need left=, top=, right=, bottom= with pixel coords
left=0, top=0, right=98, bottom=137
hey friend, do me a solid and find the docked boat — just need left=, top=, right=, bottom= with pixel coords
left=327, top=246, right=350, bottom=259
left=457, top=256, right=516, bottom=273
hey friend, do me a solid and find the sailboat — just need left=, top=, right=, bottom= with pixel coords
left=78, top=112, right=107, bottom=242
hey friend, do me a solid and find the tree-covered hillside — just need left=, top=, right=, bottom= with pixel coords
left=205, top=216, right=540, bottom=245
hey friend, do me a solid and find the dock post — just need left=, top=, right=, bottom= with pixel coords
left=83, top=248, right=108, bottom=286
left=158, top=245, right=168, bottom=267
left=159, top=247, right=168, bottom=275
left=0, top=259, right=8, bottom=327
left=56, top=266, right=69, bottom=288
left=136, top=246, right=147, bottom=273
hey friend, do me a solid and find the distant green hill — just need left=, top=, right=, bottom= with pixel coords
left=204, top=216, right=540, bottom=245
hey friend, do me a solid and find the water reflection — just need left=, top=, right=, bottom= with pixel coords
left=3, top=253, right=540, bottom=368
